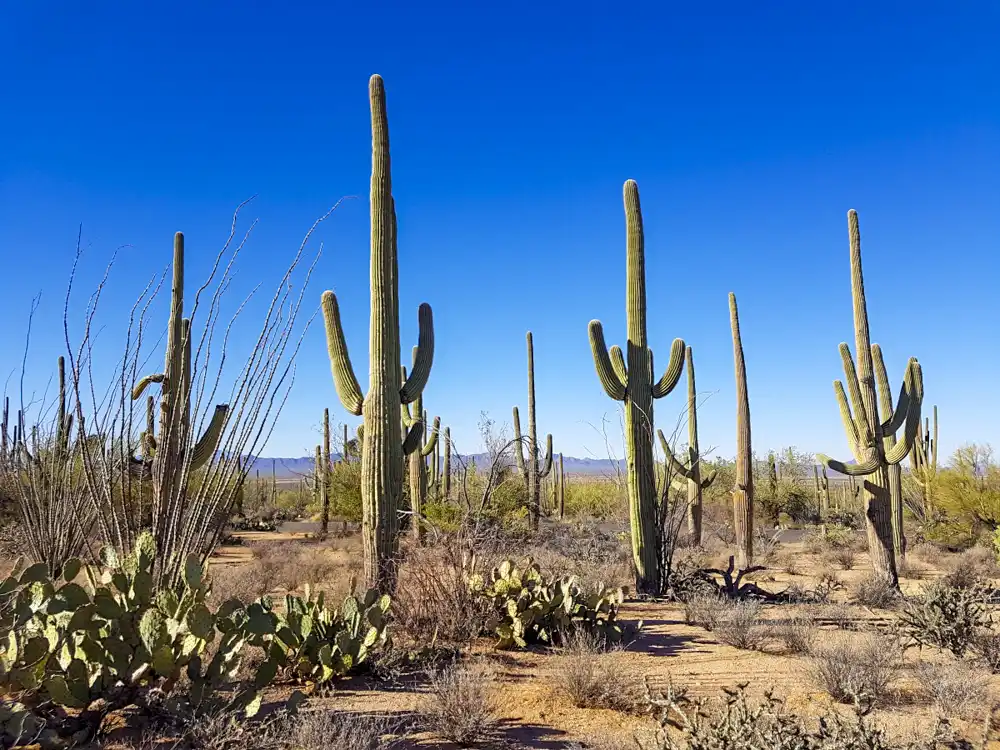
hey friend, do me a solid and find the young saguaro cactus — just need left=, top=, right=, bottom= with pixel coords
left=401, top=350, right=439, bottom=543
left=513, top=331, right=553, bottom=530
left=911, top=405, right=939, bottom=517
left=321, top=408, right=331, bottom=536
left=588, top=180, right=686, bottom=595
left=131, top=234, right=229, bottom=508
left=657, top=346, right=717, bottom=546
left=729, top=293, right=754, bottom=569
left=817, top=210, right=923, bottom=588
left=322, top=74, right=434, bottom=593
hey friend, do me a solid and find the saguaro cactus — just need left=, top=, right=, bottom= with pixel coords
left=513, top=331, right=553, bottom=530
left=814, top=464, right=831, bottom=516
left=131, top=234, right=229, bottom=513
left=657, top=346, right=717, bottom=546
left=321, top=409, right=331, bottom=535
left=873, top=346, right=906, bottom=560
left=817, top=210, right=923, bottom=588
left=911, top=405, right=939, bottom=517
left=322, top=74, right=434, bottom=592
left=588, top=180, right=686, bottom=595
left=401, top=351, right=439, bottom=543
left=730, top=293, right=754, bottom=569
left=442, top=427, right=451, bottom=500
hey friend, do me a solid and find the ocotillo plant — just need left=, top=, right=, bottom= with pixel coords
left=817, top=210, right=923, bottom=587
left=401, top=353, right=439, bottom=543
left=873, top=345, right=905, bottom=560
left=911, top=405, right=939, bottom=517
left=657, top=346, right=717, bottom=545
left=730, top=293, right=754, bottom=568
left=322, top=74, right=435, bottom=592
left=321, top=408, right=331, bottom=535
left=513, top=331, right=553, bottom=530
left=588, top=180, right=686, bottom=595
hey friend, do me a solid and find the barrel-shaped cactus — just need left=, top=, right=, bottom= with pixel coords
left=729, top=293, right=754, bottom=568
left=322, top=75, right=434, bottom=592
left=589, top=181, right=686, bottom=595
left=657, top=346, right=717, bottom=546
left=817, top=210, right=923, bottom=587
left=514, top=332, right=553, bottom=530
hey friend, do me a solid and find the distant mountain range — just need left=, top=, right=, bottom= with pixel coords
left=244, top=454, right=857, bottom=480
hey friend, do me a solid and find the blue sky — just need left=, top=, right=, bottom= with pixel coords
left=2, top=2, right=998, bottom=463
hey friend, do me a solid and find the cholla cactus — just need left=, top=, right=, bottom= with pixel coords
left=817, top=210, right=923, bottom=587
left=513, top=331, right=553, bottom=530
left=588, top=181, right=686, bottom=595
left=322, top=75, right=434, bottom=592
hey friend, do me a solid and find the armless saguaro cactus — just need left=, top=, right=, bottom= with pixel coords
left=729, top=293, right=754, bottom=568
left=817, top=210, right=923, bottom=588
left=322, top=74, right=434, bottom=593
left=513, top=331, right=553, bottom=530
left=588, top=180, right=686, bottom=595
left=401, top=352, right=439, bottom=543
left=442, top=427, right=451, bottom=500
left=321, top=408, right=331, bottom=536
left=657, top=346, right=717, bottom=546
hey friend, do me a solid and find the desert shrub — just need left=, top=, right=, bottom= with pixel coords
left=895, top=557, right=927, bottom=580
left=931, top=445, right=1000, bottom=547
left=826, top=546, right=856, bottom=571
left=777, top=552, right=801, bottom=576
left=554, top=631, right=643, bottom=713
left=941, top=546, right=1000, bottom=588
left=423, top=661, right=501, bottom=747
left=712, top=600, right=767, bottom=651
left=768, top=617, right=816, bottom=655
left=971, top=629, right=1000, bottom=673
left=683, top=592, right=729, bottom=631
left=913, top=659, right=992, bottom=720
left=850, top=574, right=900, bottom=609
left=809, top=633, right=902, bottom=708
left=467, top=557, right=628, bottom=648
left=393, top=539, right=489, bottom=646
left=825, top=509, right=864, bottom=530
left=279, top=708, right=403, bottom=750
left=247, top=540, right=348, bottom=595
left=899, top=577, right=992, bottom=657
left=909, top=541, right=947, bottom=566
left=644, top=681, right=953, bottom=749
left=561, top=477, right=626, bottom=520
left=209, top=562, right=273, bottom=605
left=526, top=523, right=633, bottom=589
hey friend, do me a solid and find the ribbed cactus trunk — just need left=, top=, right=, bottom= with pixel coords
left=818, top=210, right=924, bottom=589
left=911, top=406, right=939, bottom=517
left=442, top=427, right=451, bottom=500
left=873, top=347, right=906, bottom=560
left=514, top=331, right=553, bottom=531
left=321, top=409, right=331, bottom=535
left=558, top=453, right=565, bottom=519
left=322, top=75, right=434, bottom=592
left=730, top=293, right=754, bottom=569
left=588, top=180, right=686, bottom=596
left=401, top=352, right=439, bottom=544
left=314, top=445, right=322, bottom=512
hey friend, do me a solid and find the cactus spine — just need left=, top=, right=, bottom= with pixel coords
left=657, top=346, right=717, bottom=546
left=730, top=293, right=754, bottom=568
left=588, top=180, right=686, bottom=595
left=817, top=210, right=923, bottom=588
left=911, top=405, right=939, bottom=517
left=401, top=350, right=439, bottom=543
left=322, top=75, right=434, bottom=592
left=321, top=409, right=331, bottom=536
left=513, top=331, right=553, bottom=530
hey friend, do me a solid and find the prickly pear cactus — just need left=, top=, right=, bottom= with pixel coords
left=466, top=558, right=628, bottom=649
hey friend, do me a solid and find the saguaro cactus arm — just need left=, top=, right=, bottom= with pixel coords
left=321, top=291, right=364, bottom=416
left=512, top=406, right=527, bottom=475
left=658, top=429, right=694, bottom=480
left=651, top=339, right=687, bottom=398
left=588, top=321, right=627, bottom=401
left=132, top=374, right=165, bottom=400
left=420, top=416, right=440, bottom=457
left=539, top=433, right=553, bottom=478
left=399, top=303, right=434, bottom=405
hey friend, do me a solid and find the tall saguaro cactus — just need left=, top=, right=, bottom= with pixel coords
left=513, top=331, right=553, bottom=530
left=873, top=346, right=906, bottom=560
left=131, top=234, right=230, bottom=543
left=588, top=180, right=686, bottom=595
left=911, top=406, right=939, bottom=517
left=321, top=408, right=331, bottom=536
left=442, top=427, right=451, bottom=500
left=657, top=346, right=717, bottom=546
left=817, top=210, right=923, bottom=587
left=322, top=74, right=434, bottom=592
left=729, top=293, right=754, bottom=568
left=401, top=351, right=439, bottom=543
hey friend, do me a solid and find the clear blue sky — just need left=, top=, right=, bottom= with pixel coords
left=2, top=3, right=998, bottom=464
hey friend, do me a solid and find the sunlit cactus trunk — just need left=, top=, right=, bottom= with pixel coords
left=322, top=75, right=434, bottom=592
left=401, top=349, right=439, bottom=544
left=873, top=347, right=906, bottom=560
left=658, top=346, right=717, bottom=547
left=818, top=210, right=923, bottom=588
left=321, top=408, right=331, bottom=536
left=588, top=180, right=686, bottom=596
left=513, top=331, right=553, bottom=531
left=442, top=427, right=451, bottom=500
left=911, top=406, right=939, bottom=518
left=729, top=293, right=754, bottom=569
